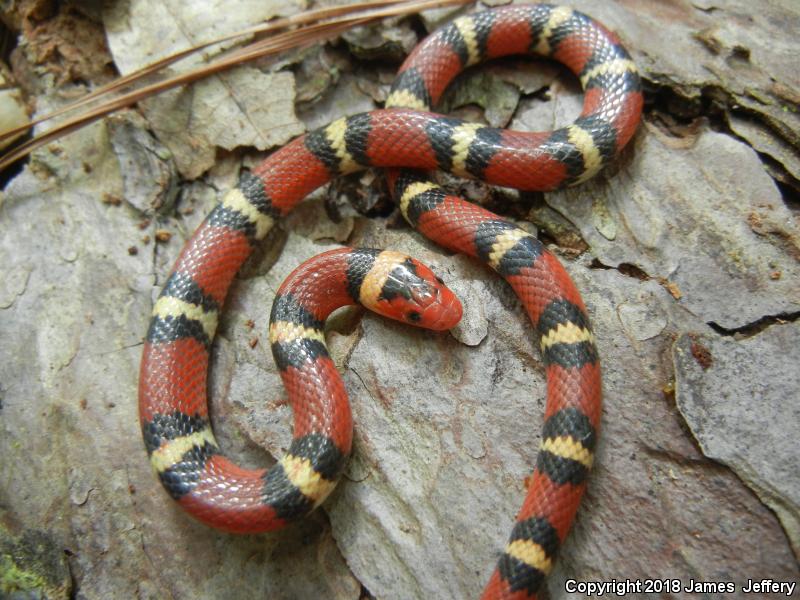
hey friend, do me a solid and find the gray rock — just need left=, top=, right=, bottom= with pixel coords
left=728, top=113, right=800, bottom=189
left=509, top=61, right=799, bottom=332
left=103, top=0, right=305, bottom=178
left=674, top=325, right=800, bottom=558
left=106, top=110, right=178, bottom=215
left=298, top=71, right=377, bottom=132
left=2, top=0, right=799, bottom=598
left=442, top=70, right=522, bottom=128
left=547, top=124, right=800, bottom=331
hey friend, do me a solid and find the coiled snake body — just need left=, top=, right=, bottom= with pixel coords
left=139, top=4, right=642, bottom=598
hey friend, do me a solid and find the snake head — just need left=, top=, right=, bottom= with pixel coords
left=367, top=251, right=462, bottom=331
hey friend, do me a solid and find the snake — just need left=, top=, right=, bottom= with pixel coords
left=138, top=3, right=642, bottom=598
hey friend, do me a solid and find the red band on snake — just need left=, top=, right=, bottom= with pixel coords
left=138, top=4, right=642, bottom=598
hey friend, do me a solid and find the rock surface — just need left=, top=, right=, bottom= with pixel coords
left=1, top=0, right=798, bottom=599
left=674, top=326, right=800, bottom=559
left=103, top=0, right=306, bottom=178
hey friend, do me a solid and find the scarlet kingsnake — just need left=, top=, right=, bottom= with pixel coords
left=139, top=4, right=642, bottom=598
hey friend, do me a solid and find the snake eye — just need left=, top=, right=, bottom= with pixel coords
left=407, top=310, right=421, bottom=322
